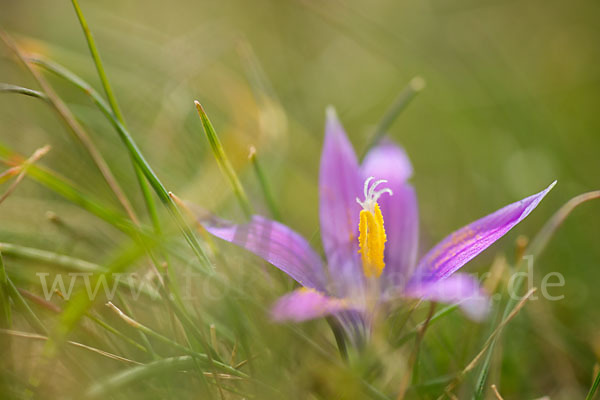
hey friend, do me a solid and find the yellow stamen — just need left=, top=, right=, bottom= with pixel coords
left=356, top=177, right=393, bottom=278
left=358, top=202, right=387, bottom=277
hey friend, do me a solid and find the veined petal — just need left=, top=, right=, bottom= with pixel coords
left=319, top=108, right=363, bottom=292
left=404, top=273, right=490, bottom=321
left=410, top=181, right=556, bottom=284
left=334, top=310, right=370, bottom=348
left=203, top=215, right=326, bottom=290
left=271, top=288, right=355, bottom=322
left=361, top=141, right=419, bottom=286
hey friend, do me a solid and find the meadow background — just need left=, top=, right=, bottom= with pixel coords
left=1, top=0, right=599, bottom=399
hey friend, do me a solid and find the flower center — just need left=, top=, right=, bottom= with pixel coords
left=356, top=177, right=393, bottom=278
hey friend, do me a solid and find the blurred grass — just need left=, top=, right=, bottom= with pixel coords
left=0, top=0, right=599, bottom=399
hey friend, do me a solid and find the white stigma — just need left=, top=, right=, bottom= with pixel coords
left=356, top=176, right=393, bottom=213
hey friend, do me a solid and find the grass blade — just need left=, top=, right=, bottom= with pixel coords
left=194, top=101, right=253, bottom=218
left=37, top=237, right=153, bottom=378
left=0, top=329, right=141, bottom=365
left=0, top=251, right=11, bottom=328
left=0, top=83, right=48, bottom=102
left=527, top=190, right=600, bottom=257
left=85, top=355, right=221, bottom=398
left=0, top=242, right=159, bottom=300
left=6, top=278, right=47, bottom=335
left=0, top=145, right=50, bottom=205
left=70, top=0, right=124, bottom=122
left=0, top=29, right=140, bottom=225
left=105, top=302, right=243, bottom=376
left=248, top=146, right=280, bottom=220
left=586, top=367, right=600, bottom=400
left=28, top=57, right=212, bottom=273
left=0, top=142, right=135, bottom=234
left=70, top=0, right=161, bottom=234
left=362, top=76, right=425, bottom=157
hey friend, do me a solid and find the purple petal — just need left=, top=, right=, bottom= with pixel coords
left=361, top=141, right=419, bottom=286
left=410, top=181, right=556, bottom=284
left=362, top=139, right=413, bottom=182
left=405, top=273, right=490, bottom=321
left=202, top=215, right=326, bottom=290
left=319, top=108, right=363, bottom=292
left=271, top=288, right=355, bottom=322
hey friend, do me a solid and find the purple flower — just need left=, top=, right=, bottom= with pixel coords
left=201, top=108, right=555, bottom=345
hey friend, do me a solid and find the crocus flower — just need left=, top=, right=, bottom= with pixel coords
left=201, top=108, right=555, bottom=345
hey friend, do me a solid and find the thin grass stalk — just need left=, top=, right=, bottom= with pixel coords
left=586, top=367, right=600, bottom=400
left=4, top=271, right=102, bottom=392
left=194, top=101, right=253, bottom=218
left=397, top=302, right=436, bottom=399
left=28, top=57, right=212, bottom=273
left=0, top=28, right=139, bottom=225
left=0, top=145, right=50, bottom=205
left=395, top=304, right=459, bottom=346
left=0, top=329, right=141, bottom=365
left=0, top=242, right=159, bottom=300
left=0, top=83, right=48, bottom=102
left=435, top=289, right=536, bottom=400
left=70, top=0, right=161, bottom=234
left=85, top=312, right=148, bottom=353
left=115, top=294, right=158, bottom=359
left=362, top=76, right=425, bottom=157
left=0, top=251, right=11, bottom=328
left=490, top=384, right=504, bottom=400
left=84, top=355, right=235, bottom=399
left=61, top=7, right=175, bottom=356
left=70, top=0, right=124, bottom=122
left=6, top=278, right=46, bottom=335
left=105, top=302, right=245, bottom=377
left=22, top=26, right=215, bottom=369
left=248, top=146, right=281, bottom=220
left=0, top=142, right=135, bottom=234
left=43, top=237, right=153, bottom=363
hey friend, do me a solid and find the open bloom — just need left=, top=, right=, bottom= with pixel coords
left=201, top=108, right=555, bottom=345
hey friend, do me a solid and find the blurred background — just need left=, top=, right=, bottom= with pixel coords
left=1, top=0, right=599, bottom=399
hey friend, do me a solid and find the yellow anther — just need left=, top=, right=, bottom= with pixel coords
left=356, top=177, right=392, bottom=278
left=358, top=203, right=387, bottom=277
left=357, top=176, right=392, bottom=278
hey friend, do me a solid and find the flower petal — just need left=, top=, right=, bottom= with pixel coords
left=334, top=310, right=370, bottom=348
left=271, top=288, right=355, bottom=322
left=362, top=139, right=413, bottom=182
left=405, top=273, right=490, bottom=321
left=361, top=140, right=419, bottom=286
left=410, top=181, right=556, bottom=284
left=203, top=215, right=326, bottom=290
left=319, top=108, right=363, bottom=292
